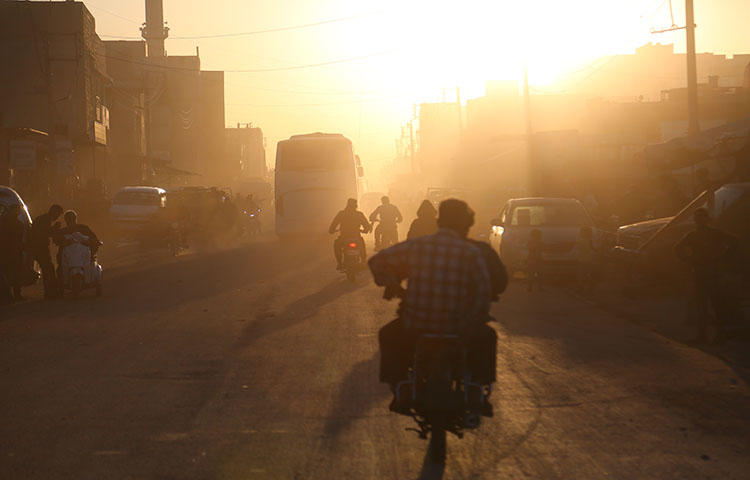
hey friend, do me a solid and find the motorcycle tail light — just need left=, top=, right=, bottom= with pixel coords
left=348, top=242, right=357, bottom=248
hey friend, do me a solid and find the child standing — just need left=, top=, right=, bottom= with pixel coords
left=576, top=226, right=596, bottom=292
left=526, top=229, right=543, bottom=292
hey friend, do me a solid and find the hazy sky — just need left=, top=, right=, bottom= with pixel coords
left=84, top=0, right=750, bottom=170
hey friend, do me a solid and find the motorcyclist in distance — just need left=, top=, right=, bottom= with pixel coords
left=245, top=194, right=260, bottom=213
left=329, top=198, right=371, bottom=270
left=369, top=196, right=403, bottom=251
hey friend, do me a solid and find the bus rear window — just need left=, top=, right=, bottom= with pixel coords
left=277, top=141, right=352, bottom=171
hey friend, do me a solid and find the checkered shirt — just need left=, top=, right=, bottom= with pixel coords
left=368, top=228, right=492, bottom=333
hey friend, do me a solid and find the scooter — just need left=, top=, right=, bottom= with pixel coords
left=59, top=232, right=103, bottom=298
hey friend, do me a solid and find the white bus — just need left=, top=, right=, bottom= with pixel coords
left=275, top=133, right=363, bottom=237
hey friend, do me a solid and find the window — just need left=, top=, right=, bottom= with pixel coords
left=114, top=191, right=162, bottom=207
left=510, top=204, right=590, bottom=227
left=277, top=140, right=353, bottom=171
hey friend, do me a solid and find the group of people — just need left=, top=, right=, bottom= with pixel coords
left=0, top=204, right=99, bottom=304
left=328, top=196, right=440, bottom=270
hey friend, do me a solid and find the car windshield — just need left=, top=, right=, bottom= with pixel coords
left=114, top=191, right=162, bottom=206
left=277, top=140, right=352, bottom=172
left=510, top=203, right=590, bottom=227
left=0, top=192, right=17, bottom=206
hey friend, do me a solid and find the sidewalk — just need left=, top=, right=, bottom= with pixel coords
left=568, top=282, right=750, bottom=380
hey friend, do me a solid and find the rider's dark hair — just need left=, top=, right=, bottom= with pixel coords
left=437, top=199, right=474, bottom=233
left=49, top=204, right=63, bottom=217
left=346, top=198, right=357, bottom=209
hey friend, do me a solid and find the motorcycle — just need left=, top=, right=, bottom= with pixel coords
left=59, top=232, right=103, bottom=298
left=341, top=237, right=364, bottom=282
left=374, top=221, right=398, bottom=251
left=394, top=333, right=488, bottom=463
left=242, top=207, right=261, bottom=237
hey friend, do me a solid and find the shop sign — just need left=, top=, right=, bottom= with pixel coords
left=93, top=121, right=107, bottom=145
left=9, top=140, right=36, bottom=170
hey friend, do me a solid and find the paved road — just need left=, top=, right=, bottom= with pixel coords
left=1, top=239, right=748, bottom=479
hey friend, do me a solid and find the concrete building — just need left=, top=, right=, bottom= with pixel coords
left=104, top=0, right=228, bottom=187
left=0, top=0, right=112, bottom=201
left=566, top=42, right=750, bottom=101
left=225, top=125, right=266, bottom=180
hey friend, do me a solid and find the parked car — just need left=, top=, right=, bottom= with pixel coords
left=614, top=182, right=750, bottom=281
left=0, top=186, right=37, bottom=287
left=489, top=197, right=601, bottom=277
left=109, top=186, right=167, bottom=237
left=0, top=186, right=32, bottom=227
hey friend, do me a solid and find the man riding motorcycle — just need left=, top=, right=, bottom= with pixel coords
left=369, top=199, right=498, bottom=415
left=53, top=210, right=101, bottom=271
left=329, top=198, right=371, bottom=270
left=369, top=196, right=403, bottom=251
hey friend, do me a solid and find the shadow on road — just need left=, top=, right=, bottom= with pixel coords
left=418, top=449, right=446, bottom=480
left=322, top=351, right=388, bottom=440
left=1, top=240, right=322, bottom=322
left=495, top=287, right=683, bottom=367
left=236, top=276, right=368, bottom=348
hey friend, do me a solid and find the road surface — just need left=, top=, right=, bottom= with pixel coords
left=1, top=238, right=748, bottom=479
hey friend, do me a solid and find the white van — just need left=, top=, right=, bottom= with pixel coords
left=110, top=186, right=166, bottom=233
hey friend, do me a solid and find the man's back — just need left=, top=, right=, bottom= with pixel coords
left=676, top=226, right=730, bottom=275
left=369, top=229, right=490, bottom=333
left=372, top=204, right=402, bottom=226
left=330, top=208, right=369, bottom=237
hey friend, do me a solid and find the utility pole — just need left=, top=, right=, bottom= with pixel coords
left=43, top=33, right=57, bottom=175
left=456, top=86, right=463, bottom=141
left=409, top=104, right=417, bottom=174
left=685, top=0, right=699, bottom=136
left=523, top=64, right=536, bottom=195
left=651, top=0, right=700, bottom=136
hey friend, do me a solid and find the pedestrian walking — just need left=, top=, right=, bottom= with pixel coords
left=29, top=204, right=63, bottom=299
left=675, top=208, right=734, bottom=344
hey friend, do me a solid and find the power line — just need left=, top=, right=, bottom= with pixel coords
left=97, top=11, right=379, bottom=41
left=226, top=95, right=410, bottom=107
left=84, top=1, right=140, bottom=25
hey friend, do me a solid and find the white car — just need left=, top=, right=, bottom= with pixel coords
left=489, top=197, right=599, bottom=276
left=110, top=186, right=166, bottom=235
